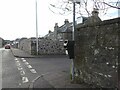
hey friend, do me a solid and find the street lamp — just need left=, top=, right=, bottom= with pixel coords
left=69, top=0, right=80, bottom=41
left=68, top=0, right=80, bottom=81
left=35, top=0, right=38, bottom=55
left=73, top=2, right=75, bottom=41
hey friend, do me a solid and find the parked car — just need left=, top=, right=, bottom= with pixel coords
left=5, top=44, right=11, bottom=49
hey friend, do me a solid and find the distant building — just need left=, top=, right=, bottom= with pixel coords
left=44, top=30, right=55, bottom=40
left=0, top=37, right=3, bottom=48
left=12, top=38, right=20, bottom=48
left=55, top=19, right=73, bottom=41
left=19, top=38, right=31, bottom=54
left=45, top=19, right=73, bottom=41
left=4, top=40, right=11, bottom=45
left=18, top=37, right=27, bottom=49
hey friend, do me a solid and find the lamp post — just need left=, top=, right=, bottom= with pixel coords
left=73, top=2, right=75, bottom=41
left=35, top=0, right=38, bottom=55
left=69, top=0, right=80, bottom=81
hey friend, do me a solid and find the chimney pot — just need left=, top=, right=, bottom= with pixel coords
left=64, top=19, right=69, bottom=24
left=92, top=8, right=99, bottom=16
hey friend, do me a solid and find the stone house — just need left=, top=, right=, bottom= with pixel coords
left=54, top=19, right=73, bottom=41
left=12, top=38, right=20, bottom=48
left=44, top=30, right=55, bottom=40
left=45, top=19, right=73, bottom=41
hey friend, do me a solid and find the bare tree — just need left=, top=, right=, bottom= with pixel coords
left=48, top=0, right=72, bottom=15
left=48, top=0, right=120, bottom=17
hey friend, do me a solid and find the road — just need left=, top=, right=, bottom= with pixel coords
left=1, top=48, right=72, bottom=88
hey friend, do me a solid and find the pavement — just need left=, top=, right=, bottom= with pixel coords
left=11, top=48, right=90, bottom=89
left=11, top=48, right=68, bottom=58
left=11, top=48, right=36, bottom=58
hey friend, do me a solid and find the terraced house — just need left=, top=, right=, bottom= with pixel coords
left=45, top=19, right=73, bottom=41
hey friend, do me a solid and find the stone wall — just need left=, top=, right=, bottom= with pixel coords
left=31, top=38, right=65, bottom=55
left=74, top=17, right=119, bottom=88
left=19, top=39, right=31, bottom=54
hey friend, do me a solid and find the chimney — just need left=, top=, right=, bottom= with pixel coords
left=54, top=23, right=58, bottom=28
left=48, top=30, right=52, bottom=34
left=54, top=23, right=59, bottom=40
left=84, top=8, right=101, bottom=24
left=92, top=8, right=99, bottom=16
left=64, top=19, right=69, bottom=24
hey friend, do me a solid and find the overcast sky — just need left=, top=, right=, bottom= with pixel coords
left=0, top=0, right=118, bottom=40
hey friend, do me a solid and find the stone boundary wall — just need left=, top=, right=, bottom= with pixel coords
left=19, top=39, right=31, bottom=54
left=75, top=17, right=119, bottom=88
left=31, top=38, right=65, bottom=55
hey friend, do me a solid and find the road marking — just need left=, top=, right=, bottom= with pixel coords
left=19, top=83, right=22, bottom=86
left=108, top=75, right=112, bottom=77
left=31, top=75, right=42, bottom=83
left=24, top=62, right=29, bottom=65
left=30, top=69, right=37, bottom=73
left=16, top=62, right=21, bottom=66
left=98, top=73, right=103, bottom=76
left=17, top=67, right=23, bottom=70
left=112, top=65, right=115, bottom=68
left=15, top=58, right=18, bottom=61
left=104, top=75, right=107, bottom=78
left=22, top=60, right=26, bottom=62
left=21, top=58, right=25, bottom=60
left=20, top=70, right=25, bottom=75
left=14, top=58, right=30, bottom=84
left=17, top=65, right=22, bottom=69
left=22, top=77, right=29, bottom=83
left=27, top=65, right=32, bottom=69
left=16, top=60, right=19, bottom=63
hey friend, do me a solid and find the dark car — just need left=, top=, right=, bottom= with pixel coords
left=5, top=44, right=11, bottom=49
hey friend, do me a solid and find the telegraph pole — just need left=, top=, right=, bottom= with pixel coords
left=35, top=0, right=38, bottom=55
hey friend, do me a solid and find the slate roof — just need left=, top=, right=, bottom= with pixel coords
left=57, top=22, right=73, bottom=33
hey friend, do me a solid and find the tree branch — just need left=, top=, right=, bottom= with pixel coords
left=103, top=2, right=120, bottom=9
